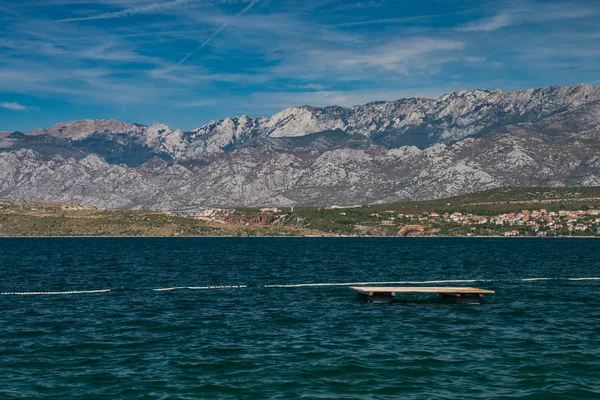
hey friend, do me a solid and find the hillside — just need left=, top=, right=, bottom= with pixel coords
left=1, top=187, right=599, bottom=237
left=0, top=201, right=326, bottom=237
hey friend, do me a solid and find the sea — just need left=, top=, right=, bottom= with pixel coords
left=1, top=237, right=599, bottom=399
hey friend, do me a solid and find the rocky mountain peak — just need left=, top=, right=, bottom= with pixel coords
left=26, top=119, right=145, bottom=140
left=266, top=105, right=346, bottom=138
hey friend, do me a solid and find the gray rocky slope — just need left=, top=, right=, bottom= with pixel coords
left=1, top=84, right=599, bottom=210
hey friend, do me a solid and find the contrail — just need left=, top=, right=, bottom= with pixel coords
left=55, top=0, right=238, bottom=23
left=56, top=0, right=194, bottom=22
left=176, top=0, right=258, bottom=66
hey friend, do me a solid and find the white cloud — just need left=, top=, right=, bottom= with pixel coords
left=0, top=61, right=184, bottom=105
left=332, top=1, right=384, bottom=12
left=459, top=12, right=513, bottom=32
left=268, top=38, right=465, bottom=80
left=335, top=11, right=470, bottom=27
left=1, top=101, right=34, bottom=111
left=288, top=83, right=326, bottom=91
left=458, top=2, right=595, bottom=32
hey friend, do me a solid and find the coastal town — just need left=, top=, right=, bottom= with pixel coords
left=389, top=208, right=600, bottom=237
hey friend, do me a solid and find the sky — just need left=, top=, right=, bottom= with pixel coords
left=0, top=0, right=599, bottom=132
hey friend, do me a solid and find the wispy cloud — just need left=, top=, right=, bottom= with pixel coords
left=267, top=38, right=465, bottom=80
left=335, top=11, right=471, bottom=27
left=459, top=12, right=513, bottom=31
left=511, top=32, right=600, bottom=71
left=458, top=2, right=594, bottom=31
left=288, top=83, right=326, bottom=91
left=48, top=29, right=212, bottom=42
left=0, top=59, right=183, bottom=105
left=331, top=1, right=384, bottom=12
left=55, top=0, right=247, bottom=23
left=1, top=101, right=35, bottom=111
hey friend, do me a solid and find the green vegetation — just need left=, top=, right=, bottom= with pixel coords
left=334, top=187, right=600, bottom=215
left=0, top=201, right=222, bottom=237
left=1, top=187, right=600, bottom=237
left=271, top=187, right=600, bottom=236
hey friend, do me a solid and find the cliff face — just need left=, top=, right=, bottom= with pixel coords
left=1, top=84, right=599, bottom=210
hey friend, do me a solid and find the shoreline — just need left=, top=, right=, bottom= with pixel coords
left=0, top=235, right=598, bottom=239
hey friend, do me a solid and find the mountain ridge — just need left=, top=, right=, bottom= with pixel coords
left=1, top=84, right=599, bottom=210
left=17, top=83, right=599, bottom=138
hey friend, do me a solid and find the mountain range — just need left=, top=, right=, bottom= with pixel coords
left=1, top=84, right=599, bottom=210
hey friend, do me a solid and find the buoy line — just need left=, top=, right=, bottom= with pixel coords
left=567, top=277, right=600, bottom=281
left=0, top=289, right=111, bottom=295
left=153, top=285, right=247, bottom=291
left=521, top=278, right=553, bottom=281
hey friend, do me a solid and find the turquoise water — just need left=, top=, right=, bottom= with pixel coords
left=1, top=238, right=599, bottom=399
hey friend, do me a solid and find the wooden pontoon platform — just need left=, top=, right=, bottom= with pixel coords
left=350, top=286, right=495, bottom=304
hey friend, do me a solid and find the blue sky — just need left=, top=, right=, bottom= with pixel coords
left=1, top=0, right=599, bottom=131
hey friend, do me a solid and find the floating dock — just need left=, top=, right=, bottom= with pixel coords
left=350, top=286, right=495, bottom=304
